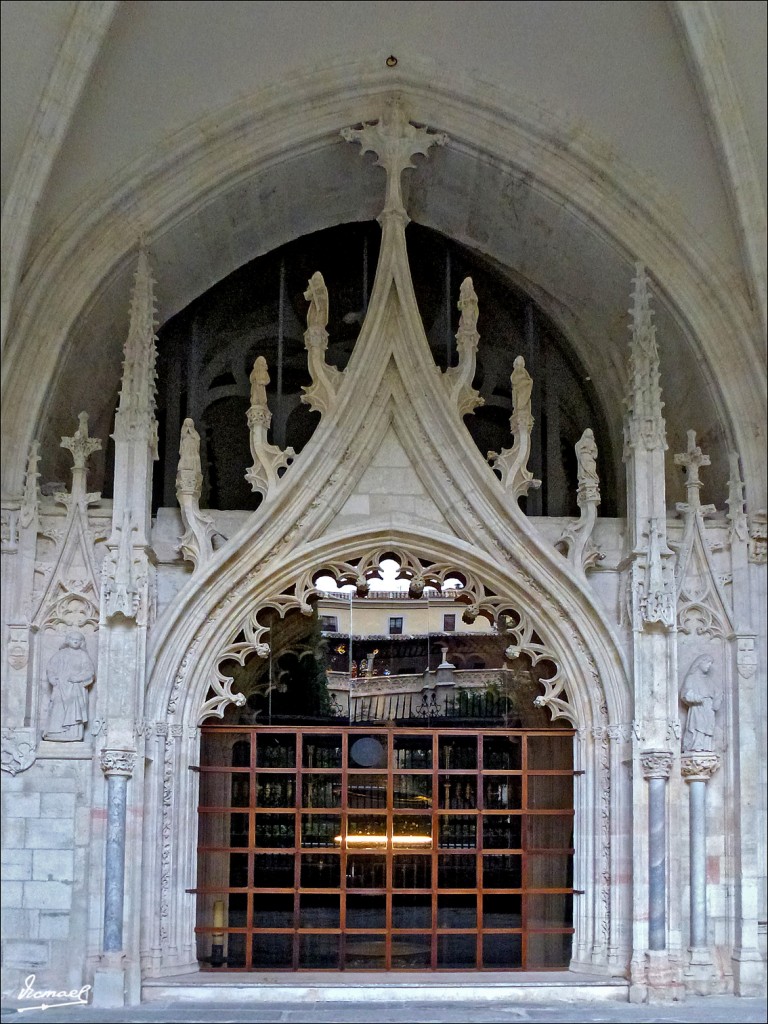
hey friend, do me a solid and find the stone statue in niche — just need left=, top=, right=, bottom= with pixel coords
left=510, top=356, right=533, bottom=421
left=42, top=630, right=96, bottom=742
left=304, top=271, right=328, bottom=331
left=680, top=654, right=722, bottom=753
left=575, top=428, right=599, bottom=487
left=178, top=418, right=203, bottom=486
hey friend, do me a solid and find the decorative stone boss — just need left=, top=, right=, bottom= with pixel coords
left=42, top=630, right=96, bottom=742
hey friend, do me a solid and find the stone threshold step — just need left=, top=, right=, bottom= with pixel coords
left=143, top=972, right=629, bottom=1004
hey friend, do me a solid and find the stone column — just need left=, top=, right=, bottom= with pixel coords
left=641, top=751, right=673, bottom=950
left=681, top=752, right=720, bottom=993
left=93, top=749, right=136, bottom=1008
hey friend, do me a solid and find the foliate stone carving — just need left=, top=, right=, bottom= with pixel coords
left=640, top=750, right=674, bottom=779
left=245, top=357, right=295, bottom=497
left=300, top=272, right=343, bottom=417
left=736, top=636, right=757, bottom=679
left=100, top=748, right=136, bottom=777
left=42, top=630, right=96, bottom=741
left=341, top=96, right=447, bottom=222
left=19, top=440, right=41, bottom=529
left=680, top=752, right=720, bottom=782
left=726, top=453, right=748, bottom=544
left=175, top=418, right=216, bottom=570
left=443, top=277, right=484, bottom=417
left=632, top=520, right=676, bottom=629
left=487, top=356, right=542, bottom=501
left=623, top=263, right=666, bottom=455
left=60, top=412, right=102, bottom=504
left=748, top=510, right=766, bottom=563
left=1, top=728, right=37, bottom=776
left=556, top=428, right=604, bottom=573
left=104, top=511, right=140, bottom=621
left=680, top=655, right=722, bottom=753
left=41, top=580, right=100, bottom=631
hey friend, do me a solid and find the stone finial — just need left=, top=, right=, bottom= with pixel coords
left=301, top=272, right=342, bottom=417
left=624, top=263, right=666, bottom=455
left=444, top=277, right=484, bottom=416
left=19, top=439, right=41, bottom=528
left=556, top=428, right=604, bottom=573
left=341, top=97, right=447, bottom=222
left=104, top=511, right=139, bottom=621
left=114, top=247, right=159, bottom=458
left=175, top=418, right=215, bottom=570
left=726, top=452, right=748, bottom=543
left=59, top=412, right=102, bottom=508
left=674, top=429, right=715, bottom=519
left=487, top=356, right=541, bottom=501
left=245, top=357, right=295, bottom=499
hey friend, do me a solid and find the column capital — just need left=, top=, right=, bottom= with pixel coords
left=640, top=749, right=674, bottom=779
left=100, top=748, right=136, bottom=777
left=681, top=752, right=720, bottom=782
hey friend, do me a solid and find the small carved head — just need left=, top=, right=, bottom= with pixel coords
left=64, top=630, right=84, bottom=649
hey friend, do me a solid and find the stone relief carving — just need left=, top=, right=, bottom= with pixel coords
left=633, top=519, right=676, bottom=629
left=736, top=636, right=757, bottom=679
left=1, top=507, right=20, bottom=552
left=19, top=440, right=41, bottom=529
left=104, top=510, right=140, bottom=621
left=100, top=748, right=137, bottom=777
left=748, top=509, right=766, bottom=563
left=175, top=418, right=216, bottom=570
left=245, top=357, right=296, bottom=497
left=443, top=277, right=484, bottom=416
left=556, top=428, right=604, bottom=573
left=300, top=272, right=343, bottom=417
left=680, top=752, right=720, bottom=781
left=1, top=727, right=37, bottom=776
left=680, top=655, right=722, bottom=753
left=487, top=356, right=542, bottom=501
left=639, top=750, right=674, bottom=779
left=42, top=630, right=96, bottom=741
left=725, top=452, right=748, bottom=544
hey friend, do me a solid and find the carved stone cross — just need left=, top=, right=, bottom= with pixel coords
left=674, top=429, right=715, bottom=517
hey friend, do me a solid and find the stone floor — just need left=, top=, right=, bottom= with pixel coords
left=1, top=996, right=766, bottom=1024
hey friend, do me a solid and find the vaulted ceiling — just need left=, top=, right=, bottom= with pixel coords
left=1, top=1, right=765, bottom=503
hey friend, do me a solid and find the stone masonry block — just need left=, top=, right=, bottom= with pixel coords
left=24, top=819, right=74, bottom=849
left=1, top=882, right=23, bottom=908
left=40, top=792, right=76, bottom=818
left=3, top=820, right=27, bottom=847
left=33, top=850, right=74, bottom=882
left=38, top=911, right=70, bottom=940
left=2, top=849, right=33, bottom=880
left=3, top=941, right=49, bottom=969
left=22, top=880, right=72, bottom=911
left=0, top=907, right=39, bottom=941
left=2, top=791, right=40, bottom=818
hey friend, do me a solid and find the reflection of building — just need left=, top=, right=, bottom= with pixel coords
left=1, top=3, right=765, bottom=1009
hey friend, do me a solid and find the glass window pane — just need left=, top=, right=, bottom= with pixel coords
left=391, top=934, right=431, bottom=969
left=346, top=855, right=386, bottom=888
left=197, top=850, right=248, bottom=889
left=346, top=894, right=386, bottom=929
left=437, top=855, right=476, bottom=889
left=302, top=774, right=341, bottom=808
left=256, top=734, right=295, bottom=768
left=527, top=931, right=572, bottom=968
left=196, top=891, right=246, bottom=932
left=394, top=735, right=432, bottom=769
left=393, top=774, right=432, bottom=808
left=483, top=854, right=522, bottom=889
left=301, top=813, right=341, bottom=849
left=300, top=854, right=340, bottom=888
left=483, top=894, right=521, bottom=928
left=199, top=773, right=249, bottom=808
left=527, top=894, right=573, bottom=929
left=392, top=895, right=432, bottom=929
left=299, top=933, right=339, bottom=968
left=254, top=814, right=294, bottom=848
left=348, top=774, right=387, bottom=809
left=252, top=932, right=291, bottom=968
left=437, top=894, right=476, bottom=929
left=437, top=934, right=476, bottom=968
left=349, top=735, right=388, bottom=768
left=527, top=775, right=573, bottom=810
left=253, top=893, right=293, bottom=928
left=527, top=853, right=572, bottom=889
left=483, top=932, right=521, bottom=968
left=438, top=736, right=477, bottom=770
left=299, top=894, right=339, bottom=928
left=346, top=814, right=387, bottom=850
left=482, top=735, right=521, bottom=770
left=256, top=774, right=295, bottom=808
left=344, top=934, right=385, bottom=969
left=253, top=853, right=294, bottom=888
left=438, top=775, right=476, bottom=809
left=483, top=814, right=521, bottom=849
left=224, top=932, right=246, bottom=969
left=525, top=814, right=573, bottom=850
left=438, top=815, right=476, bottom=849
left=393, top=855, right=431, bottom=889
left=303, top=735, right=342, bottom=769
left=483, top=775, right=521, bottom=810
left=527, top=735, right=572, bottom=771
left=201, top=733, right=250, bottom=767
left=392, top=815, right=433, bottom=849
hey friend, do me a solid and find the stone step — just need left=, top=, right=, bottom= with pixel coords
left=143, top=971, right=629, bottom=1005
